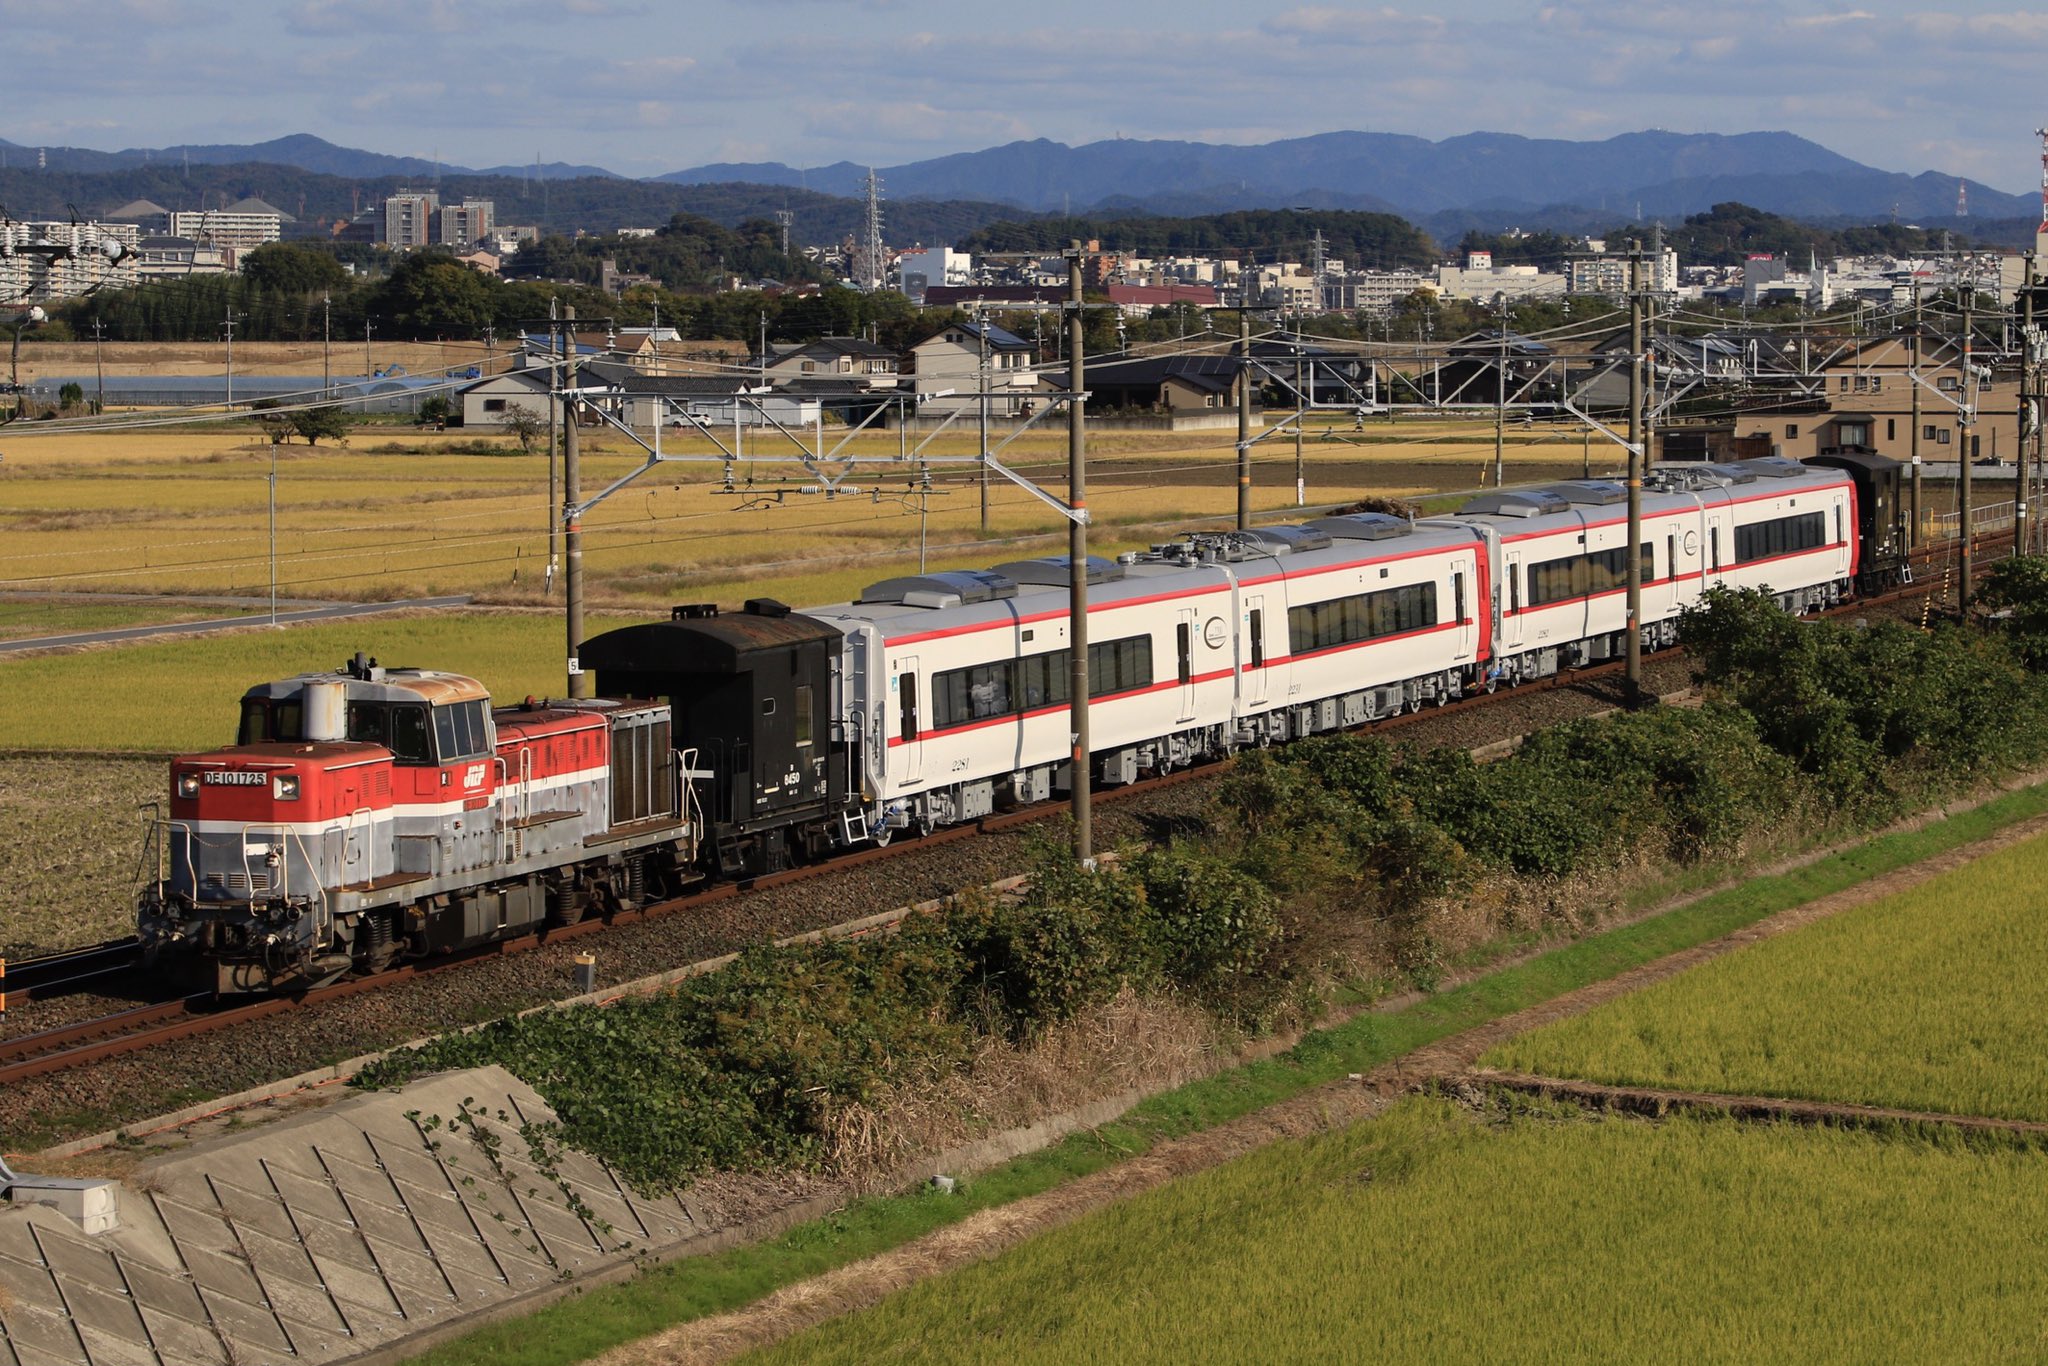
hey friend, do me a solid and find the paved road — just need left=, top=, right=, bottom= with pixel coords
left=0, top=595, right=474, bottom=654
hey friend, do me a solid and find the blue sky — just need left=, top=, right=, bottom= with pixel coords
left=5, top=0, right=2045, bottom=192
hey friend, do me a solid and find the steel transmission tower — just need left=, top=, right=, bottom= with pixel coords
left=857, top=168, right=885, bottom=291
left=774, top=208, right=795, bottom=257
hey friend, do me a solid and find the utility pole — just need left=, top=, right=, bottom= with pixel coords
left=563, top=305, right=588, bottom=697
left=1236, top=309, right=1252, bottom=530
left=1960, top=279, right=1976, bottom=605
left=268, top=443, right=278, bottom=627
left=1293, top=342, right=1305, bottom=506
left=978, top=307, right=991, bottom=534
left=90, top=317, right=104, bottom=414
left=363, top=320, right=374, bottom=375
left=320, top=294, right=331, bottom=398
left=1066, top=243, right=1092, bottom=864
left=222, top=305, right=236, bottom=412
left=1625, top=243, right=1645, bottom=699
left=1493, top=294, right=1507, bottom=488
left=1910, top=281, right=1923, bottom=547
left=546, top=310, right=560, bottom=595
left=2022, top=251, right=2035, bottom=558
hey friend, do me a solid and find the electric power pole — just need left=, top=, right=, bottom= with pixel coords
left=563, top=305, right=588, bottom=697
left=978, top=308, right=991, bottom=534
left=2021, top=251, right=2035, bottom=558
left=1960, top=280, right=1975, bottom=605
left=1066, top=244, right=1092, bottom=864
left=1493, top=295, right=1506, bottom=488
left=1294, top=343, right=1305, bottom=507
left=223, top=305, right=236, bottom=412
left=363, top=320, right=374, bottom=375
left=1625, top=244, right=1645, bottom=699
left=321, top=293, right=331, bottom=398
left=1237, top=309, right=1252, bottom=530
left=90, top=317, right=104, bottom=414
left=1910, top=282, right=1923, bottom=547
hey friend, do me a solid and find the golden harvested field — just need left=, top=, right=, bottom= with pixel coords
left=0, top=418, right=1609, bottom=629
left=747, top=1098, right=2048, bottom=1366
left=1486, top=828, right=2048, bottom=1120
left=10, top=338, right=502, bottom=384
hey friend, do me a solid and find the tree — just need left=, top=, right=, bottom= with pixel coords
left=505, top=407, right=544, bottom=454
left=57, top=382, right=83, bottom=411
left=290, top=405, right=351, bottom=446
left=417, top=394, right=452, bottom=427
left=242, top=243, right=349, bottom=296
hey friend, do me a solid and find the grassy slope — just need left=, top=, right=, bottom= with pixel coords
left=401, top=779, right=2048, bottom=1366
left=1487, top=826, right=2048, bottom=1119
left=752, top=1098, right=2048, bottom=1366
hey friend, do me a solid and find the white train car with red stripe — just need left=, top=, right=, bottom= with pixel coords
left=1469, top=458, right=1856, bottom=685
left=148, top=457, right=1875, bottom=991
left=139, top=654, right=697, bottom=992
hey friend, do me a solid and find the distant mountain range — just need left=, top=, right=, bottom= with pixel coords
left=0, top=133, right=616, bottom=182
left=0, top=128, right=2035, bottom=240
left=653, top=129, right=2038, bottom=225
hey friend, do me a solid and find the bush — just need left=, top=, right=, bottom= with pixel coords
left=1132, top=841, right=1285, bottom=1021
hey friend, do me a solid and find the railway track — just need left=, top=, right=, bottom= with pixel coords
left=0, top=537, right=2007, bottom=1093
left=1, top=937, right=141, bottom=1005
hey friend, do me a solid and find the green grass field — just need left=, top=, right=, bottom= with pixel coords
left=1486, top=827, right=2048, bottom=1120
left=745, top=1098, right=2048, bottom=1366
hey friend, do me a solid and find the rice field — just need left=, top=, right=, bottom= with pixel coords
left=0, top=418, right=1607, bottom=622
left=745, top=1097, right=2048, bottom=1366
left=1486, top=828, right=2048, bottom=1121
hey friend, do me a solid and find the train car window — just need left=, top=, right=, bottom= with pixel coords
left=435, top=706, right=458, bottom=761
left=1249, top=609, right=1265, bottom=668
left=1177, top=623, right=1192, bottom=685
left=1710, top=526, right=1720, bottom=570
left=390, top=706, right=433, bottom=764
left=794, top=686, right=814, bottom=748
left=1452, top=572, right=1465, bottom=624
left=1735, top=512, right=1825, bottom=564
left=1667, top=534, right=1677, bottom=583
left=1089, top=636, right=1154, bottom=696
left=239, top=699, right=270, bottom=745
left=900, top=673, right=919, bottom=740
left=1287, top=582, right=1438, bottom=653
left=346, top=702, right=389, bottom=746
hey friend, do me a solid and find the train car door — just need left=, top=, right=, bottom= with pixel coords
left=1449, top=564, right=1473, bottom=663
left=895, top=657, right=923, bottom=785
left=1176, top=609, right=1198, bottom=721
left=1243, top=596, right=1269, bottom=708
left=1501, top=551, right=1524, bottom=653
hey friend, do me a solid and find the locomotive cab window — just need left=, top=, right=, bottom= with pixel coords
left=238, top=697, right=303, bottom=745
left=433, top=699, right=492, bottom=762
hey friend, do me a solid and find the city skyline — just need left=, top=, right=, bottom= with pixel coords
left=4, top=0, right=2045, bottom=193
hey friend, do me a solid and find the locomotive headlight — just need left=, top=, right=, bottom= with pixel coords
left=272, top=774, right=300, bottom=801
left=176, top=774, right=200, bottom=799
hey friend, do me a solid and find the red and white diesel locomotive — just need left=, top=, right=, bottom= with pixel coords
left=143, top=454, right=1899, bottom=993
left=138, top=654, right=697, bottom=992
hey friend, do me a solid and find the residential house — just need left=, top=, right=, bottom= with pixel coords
left=459, top=369, right=553, bottom=430
left=905, top=320, right=1036, bottom=416
left=761, top=337, right=901, bottom=389
left=619, top=375, right=821, bottom=430
left=1041, top=355, right=1251, bottom=414
left=1730, top=333, right=2022, bottom=465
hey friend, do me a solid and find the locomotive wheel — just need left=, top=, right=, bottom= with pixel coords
left=549, top=881, right=587, bottom=927
left=871, top=824, right=894, bottom=848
